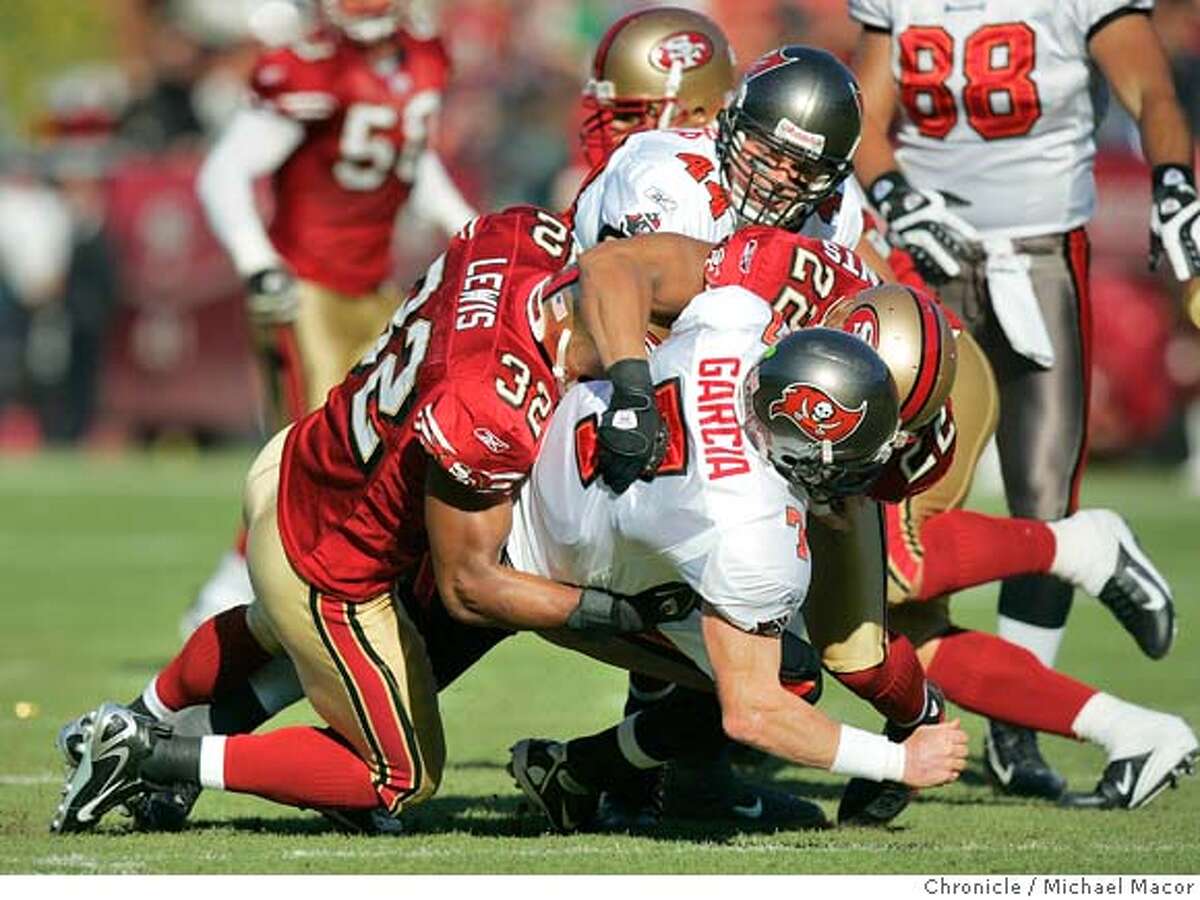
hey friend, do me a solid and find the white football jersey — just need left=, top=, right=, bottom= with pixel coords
left=849, top=0, right=1154, bottom=238
left=571, top=128, right=866, bottom=252
left=506, top=287, right=812, bottom=668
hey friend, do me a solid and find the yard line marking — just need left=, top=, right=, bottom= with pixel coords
left=0, top=773, right=61, bottom=785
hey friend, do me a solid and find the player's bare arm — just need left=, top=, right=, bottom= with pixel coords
left=849, top=29, right=899, bottom=187
left=425, top=465, right=694, bottom=632
left=701, top=602, right=968, bottom=788
left=1090, top=12, right=1200, bottom=296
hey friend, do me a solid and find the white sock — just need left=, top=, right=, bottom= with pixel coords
left=1071, top=692, right=1171, bottom=761
left=997, top=615, right=1065, bottom=668
left=198, top=735, right=227, bottom=790
left=616, top=713, right=663, bottom=770
left=1048, top=511, right=1116, bottom=596
left=141, top=677, right=175, bottom=723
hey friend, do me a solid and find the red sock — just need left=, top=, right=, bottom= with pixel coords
left=224, top=726, right=379, bottom=809
left=925, top=630, right=1095, bottom=737
left=834, top=632, right=927, bottom=725
left=916, top=510, right=1055, bottom=600
left=154, top=605, right=273, bottom=711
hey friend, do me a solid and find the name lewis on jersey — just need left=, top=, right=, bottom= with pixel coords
left=697, top=358, right=750, bottom=481
left=455, top=257, right=507, bottom=331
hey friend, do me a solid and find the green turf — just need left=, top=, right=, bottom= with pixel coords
left=1, top=450, right=1197, bottom=873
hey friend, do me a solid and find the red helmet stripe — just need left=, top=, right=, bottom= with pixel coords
left=898, top=292, right=941, bottom=425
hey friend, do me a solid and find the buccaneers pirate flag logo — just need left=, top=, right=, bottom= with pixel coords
left=769, top=383, right=866, bottom=444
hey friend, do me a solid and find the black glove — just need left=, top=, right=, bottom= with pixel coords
left=869, top=170, right=981, bottom=285
left=597, top=358, right=667, bottom=494
left=1150, top=164, right=1200, bottom=281
left=245, top=267, right=300, bottom=326
left=566, top=582, right=699, bottom=635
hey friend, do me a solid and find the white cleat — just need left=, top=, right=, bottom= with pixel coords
left=1061, top=715, right=1198, bottom=810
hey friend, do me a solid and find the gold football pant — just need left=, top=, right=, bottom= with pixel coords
left=886, top=331, right=1000, bottom=647
left=241, top=429, right=445, bottom=813
left=254, top=281, right=399, bottom=428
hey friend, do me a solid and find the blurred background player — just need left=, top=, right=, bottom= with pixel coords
left=185, top=0, right=477, bottom=633
left=850, top=0, right=1199, bottom=798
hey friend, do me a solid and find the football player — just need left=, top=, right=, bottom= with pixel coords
left=549, top=229, right=1193, bottom=821
left=50, top=206, right=689, bottom=833
left=184, top=0, right=477, bottom=635
left=578, top=6, right=736, bottom=169
left=503, top=298, right=969, bottom=834
left=850, top=0, right=1197, bottom=798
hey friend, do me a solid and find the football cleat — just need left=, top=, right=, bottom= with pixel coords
left=984, top=721, right=1067, bottom=800
left=125, top=782, right=201, bottom=832
left=508, top=739, right=599, bottom=834
left=50, top=703, right=167, bottom=834
left=593, top=770, right=664, bottom=831
left=1091, top=511, right=1175, bottom=660
left=56, top=711, right=93, bottom=769
left=1060, top=716, right=1198, bottom=810
left=316, top=805, right=405, bottom=835
left=665, top=749, right=829, bottom=829
left=838, top=683, right=945, bottom=827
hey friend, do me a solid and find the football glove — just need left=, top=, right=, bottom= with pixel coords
left=1149, top=164, right=1200, bottom=281
left=869, top=170, right=981, bottom=284
left=597, top=358, right=667, bottom=495
left=245, top=267, right=300, bottom=326
left=566, top=583, right=699, bottom=634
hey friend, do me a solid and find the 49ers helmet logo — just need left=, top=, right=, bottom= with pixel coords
left=843, top=306, right=880, bottom=348
left=769, top=383, right=866, bottom=444
left=649, top=31, right=714, bottom=72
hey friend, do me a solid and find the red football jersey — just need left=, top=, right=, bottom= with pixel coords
left=703, top=226, right=882, bottom=330
left=251, top=29, right=450, bottom=295
left=277, top=206, right=575, bottom=601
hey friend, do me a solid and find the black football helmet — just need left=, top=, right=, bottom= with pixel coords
left=743, top=328, right=900, bottom=502
left=716, top=46, right=863, bottom=231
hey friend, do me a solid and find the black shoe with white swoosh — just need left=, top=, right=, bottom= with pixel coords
left=50, top=703, right=167, bottom=834
left=838, top=684, right=945, bottom=827
left=984, top=721, right=1066, bottom=801
left=508, top=739, right=599, bottom=834
left=1060, top=717, right=1198, bottom=810
left=1095, top=513, right=1175, bottom=660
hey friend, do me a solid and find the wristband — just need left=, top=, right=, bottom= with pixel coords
left=830, top=724, right=907, bottom=783
left=565, top=587, right=618, bottom=633
left=606, top=358, right=653, bottom=393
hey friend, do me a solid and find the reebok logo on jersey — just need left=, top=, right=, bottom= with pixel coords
left=769, top=383, right=866, bottom=445
left=473, top=427, right=510, bottom=454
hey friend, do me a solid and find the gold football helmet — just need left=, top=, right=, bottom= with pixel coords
left=820, top=284, right=957, bottom=434
left=580, top=6, right=736, bottom=167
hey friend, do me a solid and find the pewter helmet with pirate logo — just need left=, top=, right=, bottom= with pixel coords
left=716, top=45, right=863, bottom=230
left=580, top=6, right=736, bottom=166
left=743, top=328, right=899, bottom=501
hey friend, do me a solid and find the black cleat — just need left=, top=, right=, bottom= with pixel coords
left=508, top=739, right=599, bottom=834
left=665, top=748, right=829, bottom=830
left=838, top=684, right=945, bottom=827
left=316, top=805, right=404, bottom=835
left=51, top=703, right=168, bottom=833
left=1060, top=717, right=1197, bottom=810
left=1093, top=512, right=1175, bottom=660
left=594, top=769, right=664, bottom=831
left=984, top=721, right=1066, bottom=800
left=126, top=782, right=201, bottom=832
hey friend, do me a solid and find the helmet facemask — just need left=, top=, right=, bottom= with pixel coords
left=322, top=0, right=404, bottom=44
left=716, top=107, right=853, bottom=232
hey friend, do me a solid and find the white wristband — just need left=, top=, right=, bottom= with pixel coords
left=830, top=725, right=907, bottom=783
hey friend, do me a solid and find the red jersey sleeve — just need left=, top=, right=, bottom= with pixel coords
left=704, top=226, right=880, bottom=329
left=415, top=384, right=536, bottom=496
left=870, top=403, right=957, bottom=502
left=249, top=43, right=340, bottom=122
left=399, top=32, right=452, bottom=93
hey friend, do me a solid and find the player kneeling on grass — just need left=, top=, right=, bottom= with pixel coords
left=501, top=290, right=972, bottom=833
left=49, top=205, right=702, bottom=834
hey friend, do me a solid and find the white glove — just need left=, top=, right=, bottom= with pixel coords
left=245, top=267, right=300, bottom=326
left=869, top=171, right=982, bottom=284
left=1150, top=164, right=1200, bottom=282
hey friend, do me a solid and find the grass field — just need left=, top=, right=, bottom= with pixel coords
left=1, top=449, right=1198, bottom=874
